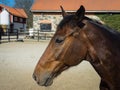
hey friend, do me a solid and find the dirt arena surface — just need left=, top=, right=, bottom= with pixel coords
left=0, top=41, right=100, bottom=90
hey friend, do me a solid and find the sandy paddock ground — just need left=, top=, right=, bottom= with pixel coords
left=0, top=41, right=100, bottom=90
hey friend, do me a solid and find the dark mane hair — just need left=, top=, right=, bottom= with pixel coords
left=87, top=16, right=120, bottom=46
left=83, top=16, right=120, bottom=40
left=84, top=16, right=103, bottom=25
left=58, top=15, right=74, bottom=29
left=58, top=14, right=120, bottom=41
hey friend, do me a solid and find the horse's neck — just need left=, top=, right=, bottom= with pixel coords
left=83, top=21, right=120, bottom=86
left=83, top=20, right=120, bottom=56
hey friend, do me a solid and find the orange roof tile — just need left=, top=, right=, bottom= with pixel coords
left=31, top=0, right=120, bottom=12
left=0, top=4, right=28, bottom=18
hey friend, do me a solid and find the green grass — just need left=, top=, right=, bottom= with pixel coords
left=97, top=14, right=120, bottom=32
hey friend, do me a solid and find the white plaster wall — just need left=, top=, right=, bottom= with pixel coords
left=0, top=9, right=10, bottom=25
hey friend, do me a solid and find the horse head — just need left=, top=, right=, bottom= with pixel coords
left=33, top=5, right=89, bottom=86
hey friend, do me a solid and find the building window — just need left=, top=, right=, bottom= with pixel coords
left=14, top=16, right=18, bottom=21
left=23, top=18, right=26, bottom=23
left=40, top=23, right=51, bottom=32
left=20, top=18, right=23, bottom=22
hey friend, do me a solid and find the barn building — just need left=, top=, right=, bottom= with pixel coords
left=0, top=4, right=28, bottom=33
left=31, top=0, right=120, bottom=32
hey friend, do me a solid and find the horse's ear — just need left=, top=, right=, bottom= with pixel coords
left=75, top=5, right=85, bottom=21
left=60, top=6, right=67, bottom=18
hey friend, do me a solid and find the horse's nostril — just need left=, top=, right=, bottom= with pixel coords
left=33, top=74, right=37, bottom=81
left=37, top=81, right=40, bottom=85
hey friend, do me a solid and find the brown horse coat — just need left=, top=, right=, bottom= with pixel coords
left=33, top=5, right=120, bottom=90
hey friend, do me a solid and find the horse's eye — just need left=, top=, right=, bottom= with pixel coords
left=55, top=37, right=64, bottom=44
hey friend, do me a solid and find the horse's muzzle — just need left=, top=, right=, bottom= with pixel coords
left=32, top=72, right=54, bottom=87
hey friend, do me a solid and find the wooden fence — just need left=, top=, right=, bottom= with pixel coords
left=33, top=30, right=54, bottom=41
left=0, top=29, right=55, bottom=44
left=0, top=28, right=20, bottom=44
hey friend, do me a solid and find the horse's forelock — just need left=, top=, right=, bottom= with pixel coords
left=58, top=14, right=103, bottom=31
left=58, top=15, right=75, bottom=29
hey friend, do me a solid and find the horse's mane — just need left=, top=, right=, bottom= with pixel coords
left=85, top=16, right=120, bottom=44
left=58, top=15, right=120, bottom=43
left=84, top=16, right=103, bottom=25
left=85, top=16, right=120, bottom=35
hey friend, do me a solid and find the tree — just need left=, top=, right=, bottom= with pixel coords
left=14, top=0, right=34, bottom=28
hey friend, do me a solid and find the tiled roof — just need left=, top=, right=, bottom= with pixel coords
left=31, top=0, right=120, bottom=12
left=0, top=4, right=28, bottom=18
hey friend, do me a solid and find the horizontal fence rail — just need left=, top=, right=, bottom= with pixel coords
left=0, top=28, right=22, bottom=44
left=25, top=29, right=55, bottom=41
left=0, top=28, right=55, bottom=44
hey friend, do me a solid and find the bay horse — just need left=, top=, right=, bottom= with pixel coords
left=33, top=5, right=120, bottom=90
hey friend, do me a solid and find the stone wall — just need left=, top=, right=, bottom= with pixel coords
left=33, top=13, right=103, bottom=32
left=33, top=13, right=63, bottom=31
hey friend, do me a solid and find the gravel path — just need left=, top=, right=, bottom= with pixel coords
left=0, top=42, right=100, bottom=90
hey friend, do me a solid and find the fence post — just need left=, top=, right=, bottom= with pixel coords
left=8, top=29, right=10, bottom=42
left=38, top=30, right=39, bottom=42
left=0, top=28, right=1, bottom=44
left=16, top=29, right=19, bottom=40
